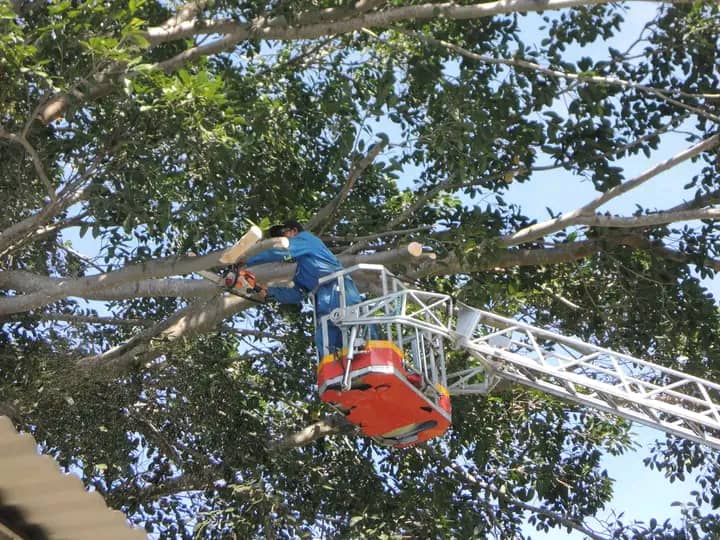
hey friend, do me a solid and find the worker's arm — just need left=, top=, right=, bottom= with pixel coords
left=245, top=247, right=293, bottom=266
left=246, top=232, right=322, bottom=266
left=245, top=248, right=302, bottom=303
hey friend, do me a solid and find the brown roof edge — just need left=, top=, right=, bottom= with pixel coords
left=0, top=416, right=147, bottom=540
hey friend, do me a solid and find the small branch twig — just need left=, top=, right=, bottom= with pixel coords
left=323, top=225, right=434, bottom=244
left=221, top=325, right=289, bottom=341
left=0, top=126, right=56, bottom=201
left=0, top=233, right=278, bottom=316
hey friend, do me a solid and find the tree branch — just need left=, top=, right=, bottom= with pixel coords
left=36, top=83, right=115, bottom=126
left=407, top=235, right=640, bottom=280
left=0, top=271, right=216, bottom=301
left=267, top=414, right=357, bottom=453
left=308, top=141, right=386, bottom=235
left=145, top=0, right=695, bottom=48
left=76, top=293, right=253, bottom=374
left=503, top=134, right=720, bottom=246
left=0, top=144, right=112, bottom=259
left=0, top=183, right=94, bottom=261
left=403, top=31, right=720, bottom=123
left=577, top=207, right=720, bottom=229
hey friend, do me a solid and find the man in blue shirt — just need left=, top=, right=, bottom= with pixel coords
left=244, top=220, right=363, bottom=359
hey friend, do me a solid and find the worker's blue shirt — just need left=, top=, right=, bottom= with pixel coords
left=245, top=231, right=360, bottom=310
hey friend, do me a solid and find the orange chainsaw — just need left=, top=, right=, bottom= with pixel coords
left=222, top=265, right=263, bottom=295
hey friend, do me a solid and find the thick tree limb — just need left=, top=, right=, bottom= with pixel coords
left=0, top=270, right=216, bottom=300
left=38, top=0, right=694, bottom=123
left=161, top=0, right=212, bottom=30
left=577, top=207, right=720, bottom=229
left=408, top=234, right=647, bottom=280
left=503, top=134, right=720, bottom=246
left=0, top=235, right=281, bottom=315
left=145, top=0, right=694, bottom=48
left=32, top=313, right=153, bottom=326
left=428, top=239, right=612, bottom=276
left=77, top=293, right=253, bottom=373
left=414, top=233, right=720, bottom=279
left=36, top=83, right=115, bottom=126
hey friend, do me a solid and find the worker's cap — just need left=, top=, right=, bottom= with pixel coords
left=268, top=219, right=304, bottom=237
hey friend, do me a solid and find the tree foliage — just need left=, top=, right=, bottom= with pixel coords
left=1, top=0, right=720, bottom=538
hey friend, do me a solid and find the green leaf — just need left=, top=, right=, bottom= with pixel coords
left=48, top=0, right=72, bottom=15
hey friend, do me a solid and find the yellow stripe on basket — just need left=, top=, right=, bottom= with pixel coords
left=317, top=349, right=348, bottom=371
left=365, top=340, right=404, bottom=358
left=317, top=340, right=404, bottom=372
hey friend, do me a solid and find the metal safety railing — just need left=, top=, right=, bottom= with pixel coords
left=314, top=264, right=452, bottom=391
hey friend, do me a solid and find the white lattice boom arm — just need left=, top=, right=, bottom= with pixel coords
left=451, top=305, right=720, bottom=450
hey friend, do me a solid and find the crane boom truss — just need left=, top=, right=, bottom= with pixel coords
left=452, top=306, right=720, bottom=450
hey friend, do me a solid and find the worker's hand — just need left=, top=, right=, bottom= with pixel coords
left=256, top=286, right=268, bottom=302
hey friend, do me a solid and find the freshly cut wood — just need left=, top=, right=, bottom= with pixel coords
left=219, top=225, right=263, bottom=264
